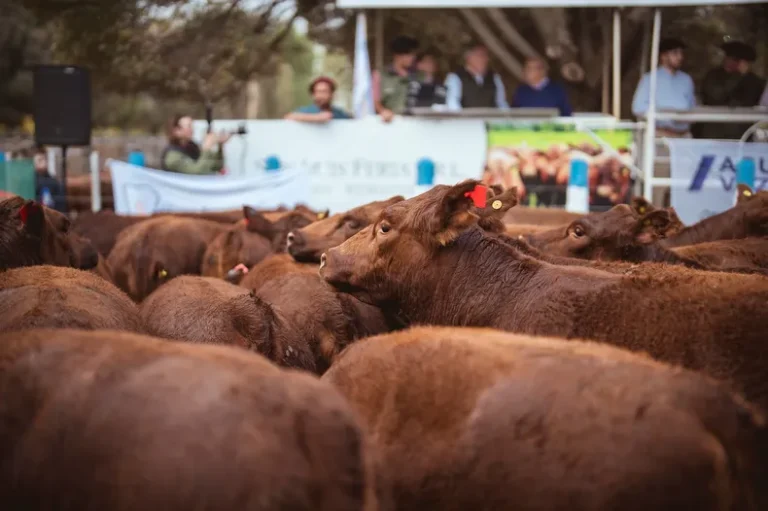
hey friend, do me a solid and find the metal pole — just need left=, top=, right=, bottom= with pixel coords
left=60, top=145, right=69, bottom=213
left=612, top=9, right=621, bottom=118
left=374, top=10, right=384, bottom=72
left=90, top=150, right=101, bottom=212
left=642, top=8, right=661, bottom=203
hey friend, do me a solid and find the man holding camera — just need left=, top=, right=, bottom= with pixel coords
left=161, top=114, right=230, bottom=175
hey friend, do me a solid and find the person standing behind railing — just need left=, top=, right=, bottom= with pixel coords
left=511, top=57, right=572, bottom=116
left=696, top=41, right=766, bottom=140
left=408, top=50, right=447, bottom=108
left=631, top=38, right=696, bottom=138
left=161, top=114, right=229, bottom=175
left=444, top=43, right=509, bottom=110
left=373, top=36, right=421, bottom=123
left=285, top=77, right=351, bottom=123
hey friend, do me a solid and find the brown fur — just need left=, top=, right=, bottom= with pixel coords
left=288, top=196, right=405, bottom=263
left=239, top=255, right=392, bottom=374
left=321, top=180, right=768, bottom=409
left=501, top=205, right=583, bottom=226
left=201, top=208, right=316, bottom=279
left=1, top=197, right=95, bottom=270
left=670, top=237, right=768, bottom=274
left=71, top=210, right=150, bottom=257
left=0, top=266, right=143, bottom=333
left=661, top=185, right=768, bottom=247
left=0, top=328, right=387, bottom=511
left=324, top=326, right=768, bottom=511
left=107, top=216, right=226, bottom=301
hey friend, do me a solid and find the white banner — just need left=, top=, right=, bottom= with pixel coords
left=194, top=118, right=487, bottom=213
left=667, top=139, right=768, bottom=225
left=108, top=160, right=310, bottom=215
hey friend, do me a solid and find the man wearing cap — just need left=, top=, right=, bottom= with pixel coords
left=445, top=43, right=509, bottom=111
left=632, top=37, right=696, bottom=137
left=697, top=41, right=766, bottom=139
left=285, top=77, right=351, bottom=123
left=373, top=36, right=422, bottom=122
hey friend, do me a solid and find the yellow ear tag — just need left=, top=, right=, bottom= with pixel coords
left=743, top=190, right=753, bottom=197
left=317, top=212, right=327, bottom=219
left=491, top=200, right=502, bottom=210
left=638, top=206, right=646, bottom=214
left=158, top=269, right=168, bottom=278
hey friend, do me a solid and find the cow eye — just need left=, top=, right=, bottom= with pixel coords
left=571, top=225, right=586, bottom=238
left=379, top=223, right=391, bottom=235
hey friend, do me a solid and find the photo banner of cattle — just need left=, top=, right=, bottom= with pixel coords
left=667, top=138, right=768, bottom=224
left=484, top=122, right=635, bottom=210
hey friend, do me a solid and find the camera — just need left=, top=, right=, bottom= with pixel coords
left=231, top=124, right=247, bottom=136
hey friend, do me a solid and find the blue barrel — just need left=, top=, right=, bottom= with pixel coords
left=736, top=158, right=755, bottom=188
left=416, top=158, right=435, bottom=186
left=128, top=151, right=145, bottom=167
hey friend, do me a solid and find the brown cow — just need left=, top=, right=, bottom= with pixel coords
left=108, top=216, right=225, bottom=301
left=0, top=328, right=387, bottom=511
left=526, top=204, right=767, bottom=274
left=287, top=196, right=405, bottom=263
left=1, top=197, right=98, bottom=271
left=321, top=180, right=768, bottom=408
left=324, top=326, right=768, bottom=511
left=0, top=266, right=143, bottom=333
left=661, top=184, right=768, bottom=248
left=201, top=207, right=316, bottom=280
left=240, top=255, right=393, bottom=374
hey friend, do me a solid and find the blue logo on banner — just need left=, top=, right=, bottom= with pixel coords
left=689, top=156, right=767, bottom=192
left=264, top=155, right=281, bottom=172
left=416, top=158, right=435, bottom=186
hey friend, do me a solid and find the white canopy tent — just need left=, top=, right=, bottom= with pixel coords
left=339, top=0, right=767, bottom=202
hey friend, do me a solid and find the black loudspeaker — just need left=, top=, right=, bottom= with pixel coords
left=33, top=65, right=92, bottom=147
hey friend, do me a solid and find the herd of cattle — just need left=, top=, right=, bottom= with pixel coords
left=0, top=180, right=767, bottom=510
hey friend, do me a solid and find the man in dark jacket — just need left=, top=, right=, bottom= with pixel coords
left=444, top=43, right=509, bottom=110
left=697, top=41, right=766, bottom=140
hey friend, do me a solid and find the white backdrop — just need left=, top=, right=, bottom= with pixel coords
left=667, top=139, right=768, bottom=224
left=192, top=117, right=487, bottom=213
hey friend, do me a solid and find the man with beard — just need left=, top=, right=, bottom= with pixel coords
left=631, top=38, right=696, bottom=137
left=285, top=77, right=351, bottom=123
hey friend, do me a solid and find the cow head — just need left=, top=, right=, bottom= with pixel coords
left=244, top=206, right=315, bottom=252
left=287, top=196, right=405, bottom=263
left=320, top=181, right=517, bottom=303
left=526, top=204, right=679, bottom=260
left=0, top=197, right=99, bottom=271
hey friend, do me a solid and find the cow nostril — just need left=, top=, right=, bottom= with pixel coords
left=320, top=253, right=327, bottom=269
left=286, top=232, right=295, bottom=245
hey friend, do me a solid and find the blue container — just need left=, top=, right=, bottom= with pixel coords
left=0, top=152, right=6, bottom=163
left=265, top=155, right=281, bottom=173
left=128, top=151, right=145, bottom=167
left=736, top=158, right=756, bottom=188
left=416, top=158, right=435, bottom=186
left=569, top=158, right=588, bottom=188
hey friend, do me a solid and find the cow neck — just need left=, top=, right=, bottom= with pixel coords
left=662, top=208, right=746, bottom=248
left=623, top=242, right=706, bottom=270
left=395, top=228, right=545, bottom=327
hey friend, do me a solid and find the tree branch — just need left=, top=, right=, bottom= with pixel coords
left=460, top=9, right=523, bottom=81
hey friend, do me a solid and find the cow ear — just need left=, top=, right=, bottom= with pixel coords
left=477, top=187, right=519, bottom=233
left=244, top=210, right=275, bottom=238
left=630, top=197, right=654, bottom=216
left=487, top=184, right=504, bottom=198
left=432, top=180, right=481, bottom=245
left=634, top=210, right=673, bottom=244
left=737, top=184, right=754, bottom=203
left=18, top=201, right=45, bottom=237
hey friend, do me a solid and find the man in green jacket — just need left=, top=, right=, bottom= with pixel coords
left=161, top=114, right=230, bottom=174
left=373, top=36, right=423, bottom=122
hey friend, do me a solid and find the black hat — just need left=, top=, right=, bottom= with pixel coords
left=390, top=36, right=418, bottom=56
left=659, top=37, right=686, bottom=54
left=721, top=41, right=757, bottom=62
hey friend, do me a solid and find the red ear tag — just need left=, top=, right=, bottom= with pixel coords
left=19, top=204, right=29, bottom=224
left=464, top=185, right=487, bottom=208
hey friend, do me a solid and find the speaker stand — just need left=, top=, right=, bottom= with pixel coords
left=60, top=145, right=69, bottom=214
